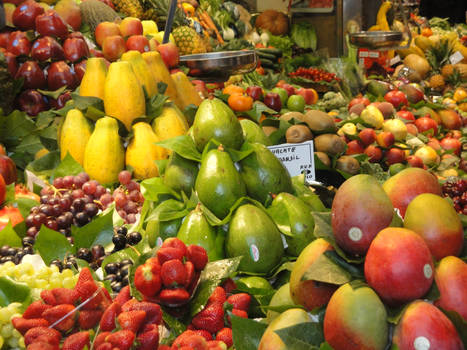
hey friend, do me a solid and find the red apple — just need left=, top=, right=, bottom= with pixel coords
left=15, top=60, right=47, bottom=89
left=90, top=48, right=104, bottom=58
left=427, top=137, right=440, bottom=151
left=364, top=145, right=382, bottom=162
left=385, top=148, right=406, bottom=165
left=3, top=3, right=16, bottom=27
left=73, top=60, right=87, bottom=83
left=95, top=22, right=121, bottom=47
left=63, top=37, right=89, bottom=62
left=414, top=116, right=438, bottom=136
left=0, top=32, right=10, bottom=49
left=156, top=42, right=179, bottom=68
left=345, top=140, right=365, bottom=155
left=12, top=0, right=44, bottom=31
left=384, top=90, right=408, bottom=109
left=406, top=155, right=424, bottom=168
left=406, top=123, right=418, bottom=136
left=7, top=31, right=31, bottom=56
left=148, top=37, right=159, bottom=51
left=35, top=10, right=69, bottom=39
left=126, top=35, right=150, bottom=53
left=376, top=131, right=395, bottom=148
left=440, top=137, right=461, bottom=155
left=246, top=85, right=263, bottom=101
left=170, top=68, right=182, bottom=74
left=296, top=88, right=317, bottom=105
left=0, top=155, right=17, bottom=185
left=3, top=52, right=18, bottom=76
left=30, top=36, right=65, bottom=62
left=102, top=35, right=126, bottom=62
left=396, top=110, right=415, bottom=122
left=54, top=0, right=81, bottom=31
left=281, top=83, right=296, bottom=97
left=358, top=128, right=376, bottom=146
left=119, top=17, right=143, bottom=37
left=264, top=92, right=282, bottom=112
left=48, top=90, right=71, bottom=110
left=348, top=96, right=370, bottom=109
left=46, top=61, right=77, bottom=90
left=16, top=89, right=48, bottom=116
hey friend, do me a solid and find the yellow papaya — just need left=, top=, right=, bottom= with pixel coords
left=125, top=122, right=169, bottom=179
left=121, top=50, right=158, bottom=97
left=83, top=116, right=124, bottom=184
left=79, top=57, right=108, bottom=100
left=59, top=109, right=92, bottom=165
left=104, top=61, right=146, bottom=131
left=141, top=51, right=179, bottom=103
left=414, top=35, right=431, bottom=52
left=171, top=71, right=203, bottom=110
left=152, top=105, right=189, bottom=142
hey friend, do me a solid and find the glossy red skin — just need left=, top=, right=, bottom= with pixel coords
left=345, top=140, right=364, bottom=155
left=280, top=83, right=296, bottom=97
left=440, top=137, right=461, bottom=155
left=156, top=42, right=179, bottom=68
left=0, top=206, right=23, bottom=230
left=30, top=36, right=65, bottom=62
left=414, top=116, right=438, bottom=136
left=263, top=92, right=282, bottom=112
left=0, top=175, right=5, bottom=205
left=119, top=17, right=143, bottom=37
left=245, top=86, right=262, bottom=101
left=385, top=148, right=406, bottom=165
left=15, top=61, right=47, bottom=89
left=101, top=35, right=126, bottom=62
left=376, top=131, right=395, bottom=148
left=73, top=60, right=87, bottom=83
left=405, top=123, right=418, bottom=135
left=426, top=137, right=440, bottom=150
left=54, top=0, right=82, bottom=31
left=393, top=300, right=463, bottom=350
left=364, top=145, right=382, bottom=162
left=125, top=35, right=150, bottom=53
left=4, top=52, right=18, bottom=76
left=35, top=10, right=69, bottom=39
left=365, top=228, right=434, bottom=306
left=406, top=155, right=424, bottom=168
left=396, top=110, right=415, bottom=121
left=0, top=155, right=17, bottom=185
left=48, top=91, right=71, bottom=110
left=94, top=22, right=121, bottom=47
left=348, top=97, right=370, bottom=109
left=12, top=0, right=44, bottom=30
left=63, top=37, right=89, bottom=62
left=358, top=128, right=376, bottom=146
left=46, top=61, right=77, bottom=90
left=90, top=48, right=104, bottom=58
left=16, top=89, right=48, bottom=116
left=384, top=90, right=408, bottom=109
left=7, top=31, right=31, bottom=56
left=295, top=88, right=315, bottom=105
left=0, top=32, right=10, bottom=49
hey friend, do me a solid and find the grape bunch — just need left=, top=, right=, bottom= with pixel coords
left=104, top=259, right=134, bottom=293
left=442, top=179, right=467, bottom=214
left=0, top=237, right=34, bottom=265
left=112, top=170, right=145, bottom=224
left=0, top=302, right=25, bottom=349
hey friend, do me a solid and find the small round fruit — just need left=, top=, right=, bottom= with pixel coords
left=287, top=95, right=306, bottom=112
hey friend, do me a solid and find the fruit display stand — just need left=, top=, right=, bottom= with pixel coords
left=0, top=0, right=466, bottom=349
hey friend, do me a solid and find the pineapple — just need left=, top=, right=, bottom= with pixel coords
left=173, top=26, right=207, bottom=55
left=441, top=64, right=454, bottom=78
left=145, top=0, right=189, bottom=29
left=113, top=0, right=144, bottom=18
left=142, top=8, right=158, bottom=21
left=429, top=74, right=445, bottom=90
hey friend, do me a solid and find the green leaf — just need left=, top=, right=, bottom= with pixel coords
left=319, top=342, right=335, bottom=350
left=190, top=257, right=242, bottom=316
left=324, top=251, right=364, bottom=279
left=225, top=142, right=256, bottom=163
left=0, top=222, right=22, bottom=247
left=423, top=279, right=440, bottom=301
left=0, top=110, right=36, bottom=148
left=34, top=226, right=74, bottom=265
left=146, top=93, right=169, bottom=121
left=36, top=110, right=57, bottom=129
left=291, top=22, right=317, bottom=50
left=162, top=309, right=187, bottom=341
left=140, top=177, right=181, bottom=202
left=292, top=175, right=327, bottom=211
left=145, top=199, right=189, bottom=223
left=70, top=92, right=104, bottom=112
left=71, top=210, right=114, bottom=250
left=275, top=322, right=324, bottom=349
left=301, top=253, right=351, bottom=285
left=387, top=303, right=409, bottom=325
left=183, top=104, right=198, bottom=125
left=38, top=86, right=67, bottom=100
left=155, top=135, right=202, bottom=162
left=440, top=308, right=467, bottom=347
left=13, top=198, right=39, bottom=225
left=231, top=314, right=268, bottom=350
left=267, top=200, right=292, bottom=236
left=14, top=134, right=43, bottom=156
left=0, top=276, right=31, bottom=307
left=52, top=153, right=84, bottom=180
left=26, top=150, right=61, bottom=177
left=245, top=102, right=277, bottom=123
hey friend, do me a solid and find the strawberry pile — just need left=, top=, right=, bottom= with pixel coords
left=134, top=238, right=208, bottom=306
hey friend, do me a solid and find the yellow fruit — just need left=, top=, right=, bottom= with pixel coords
left=151, top=31, right=175, bottom=44
left=104, top=61, right=146, bottom=131
left=121, top=50, right=158, bottom=97
left=453, top=87, right=467, bottom=102
left=441, top=64, right=454, bottom=78
left=152, top=105, right=189, bottom=142
left=125, top=122, right=168, bottom=179
left=34, top=148, right=49, bottom=159
left=141, top=51, right=179, bottom=103
left=84, top=116, right=124, bottom=184
left=171, top=71, right=203, bottom=110
left=383, top=119, right=407, bottom=141
left=142, top=20, right=158, bottom=35
left=429, top=74, right=445, bottom=90
left=361, top=105, right=384, bottom=129
left=79, top=57, right=108, bottom=100
left=414, top=145, right=440, bottom=166
left=414, top=35, right=431, bottom=51
left=337, top=123, right=357, bottom=136
left=172, top=26, right=207, bottom=55
left=59, top=109, right=92, bottom=165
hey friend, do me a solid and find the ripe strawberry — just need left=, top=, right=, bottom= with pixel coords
left=187, top=245, right=208, bottom=270
left=231, top=309, right=247, bottom=318
left=157, top=247, right=185, bottom=264
left=117, top=310, right=146, bottom=334
left=78, top=309, right=103, bottom=329
left=62, top=331, right=90, bottom=350
left=184, top=261, right=195, bottom=288
left=42, top=304, right=76, bottom=332
left=24, top=327, right=61, bottom=346
left=105, top=329, right=136, bottom=350
left=115, top=285, right=131, bottom=306
left=52, top=288, right=79, bottom=305
left=100, top=302, right=121, bottom=332
left=121, top=299, right=138, bottom=312
left=159, top=345, right=171, bottom=350
left=27, top=342, right=60, bottom=350
left=23, top=301, right=52, bottom=319
left=161, top=237, right=187, bottom=256
left=127, top=301, right=162, bottom=325
left=76, top=281, right=103, bottom=310
left=158, top=288, right=190, bottom=305
left=221, top=279, right=236, bottom=294
left=161, top=259, right=187, bottom=287
left=226, top=293, right=251, bottom=312
left=74, top=267, right=94, bottom=288
left=136, top=324, right=159, bottom=350
left=134, top=262, right=162, bottom=298
left=208, top=287, right=226, bottom=306
left=216, top=328, right=233, bottom=347
left=40, top=290, right=57, bottom=305
left=172, top=332, right=208, bottom=350
left=192, top=303, right=225, bottom=333
left=207, top=340, right=228, bottom=350
left=96, top=344, right=113, bottom=350
left=12, top=317, right=49, bottom=335
left=191, top=329, right=213, bottom=341
left=94, top=332, right=111, bottom=349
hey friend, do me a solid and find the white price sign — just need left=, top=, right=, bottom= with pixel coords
left=267, top=141, right=316, bottom=183
left=449, top=51, right=464, bottom=65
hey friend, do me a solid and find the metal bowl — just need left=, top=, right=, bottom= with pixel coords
left=180, top=50, right=257, bottom=79
left=349, top=31, right=404, bottom=49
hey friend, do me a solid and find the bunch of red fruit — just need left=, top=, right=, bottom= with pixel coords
left=134, top=238, right=207, bottom=306
left=162, top=281, right=251, bottom=350
left=0, top=0, right=91, bottom=115
left=289, top=66, right=340, bottom=83
left=442, top=179, right=467, bottom=215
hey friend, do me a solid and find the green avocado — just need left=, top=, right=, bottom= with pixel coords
left=240, top=119, right=272, bottom=146
left=146, top=217, right=183, bottom=247
left=163, top=152, right=199, bottom=196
